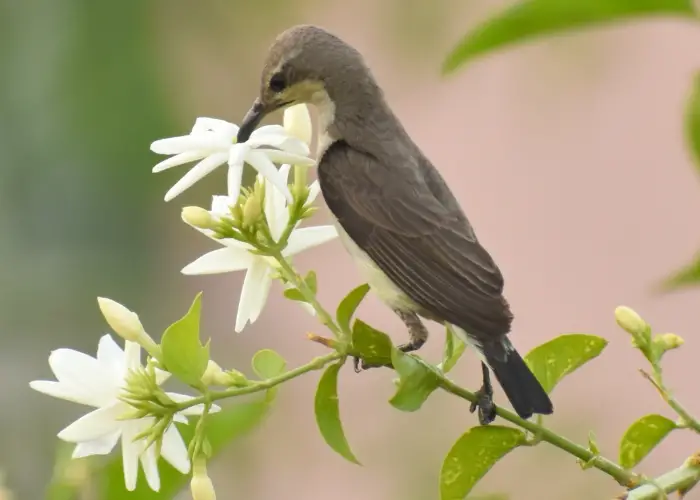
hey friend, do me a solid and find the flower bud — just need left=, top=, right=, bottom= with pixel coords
left=201, top=361, right=229, bottom=386
left=182, top=206, right=218, bottom=230
left=242, top=195, right=262, bottom=227
left=283, top=104, right=312, bottom=146
left=614, top=306, right=648, bottom=338
left=97, top=298, right=146, bottom=342
left=653, top=333, right=684, bottom=352
left=226, top=369, right=250, bottom=387
left=191, top=459, right=216, bottom=500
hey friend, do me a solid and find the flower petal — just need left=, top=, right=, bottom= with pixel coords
left=181, top=247, right=254, bottom=275
left=160, top=423, right=191, bottom=474
left=123, top=341, right=142, bottom=372
left=307, top=180, right=321, bottom=205
left=283, top=104, right=312, bottom=145
left=227, top=164, right=244, bottom=201
left=57, top=403, right=125, bottom=442
left=29, top=380, right=95, bottom=406
left=284, top=225, right=338, bottom=256
left=72, top=431, right=121, bottom=458
left=210, top=195, right=235, bottom=217
left=249, top=132, right=310, bottom=156
left=254, top=149, right=316, bottom=166
left=152, top=150, right=208, bottom=173
left=246, top=152, right=292, bottom=204
left=191, top=118, right=238, bottom=137
left=97, top=334, right=126, bottom=385
left=163, top=152, right=228, bottom=202
left=121, top=420, right=144, bottom=491
left=48, top=348, right=114, bottom=405
left=235, top=259, right=271, bottom=333
left=265, top=165, right=290, bottom=241
left=140, top=443, right=161, bottom=491
left=150, top=135, right=227, bottom=155
left=247, top=267, right=273, bottom=324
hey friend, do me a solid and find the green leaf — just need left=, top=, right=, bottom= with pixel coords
left=619, top=414, right=677, bottom=469
left=662, top=254, right=700, bottom=290
left=283, top=287, right=307, bottom=302
left=440, top=426, right=525, bottom=500
left=441, top=325, right=467, bottom=373
left=686, top=72, right=700, bottom=171
left=160, top=292, right=210, bottom=387
left=352, top=320, right=393, bottom=366
left=252, top=349, right=286, bottom=379
left=337, top=283, right=370, bottom=333
left=389, top=349, right=440, bottom=412
left=314, top=362, right=361, bottom=465
left=100, top=402, right=271, bottom=499
left=304, top=270, right=318, bottom=294
left=524, top=334, right=607, bottom=393
left=443, top=0, right=696, bottom=73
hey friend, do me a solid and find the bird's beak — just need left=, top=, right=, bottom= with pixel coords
left=237, top=98, right=270, bottom=143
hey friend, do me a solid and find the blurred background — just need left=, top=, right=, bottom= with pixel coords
left=2, top=0, right=700, bottom=499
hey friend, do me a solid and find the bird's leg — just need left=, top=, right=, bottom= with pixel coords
left=354, top=310, right=428, bottom=372
left=469, top=362, right=497, bottom=425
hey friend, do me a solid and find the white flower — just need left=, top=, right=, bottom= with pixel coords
left=283, top=104, right=312, bottom=146
left=181, top=165, right=336, bottom=332
left=150, top=117, right=315, bottom=203
left=30, top=335, right=215, bottom=492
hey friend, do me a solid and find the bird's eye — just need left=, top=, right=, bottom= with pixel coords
left=269, top=72, right=286, bottom=92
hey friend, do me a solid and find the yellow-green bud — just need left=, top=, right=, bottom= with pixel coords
left=283, top=104, right=313, bottom=146
left=226, top=369, right=249, bottom=387
left=653, top=333, right=684, bottom=352
left=242, top=196, right=262, bottom=227
left=191, top=459, right=216, bottom=500
left=614, top=306, right=648, bottom=338
left=181, top=206, right=218, bottom=230
left=97, top=297, right=146, bottom=343
left=201, top=360, right=230, bottom=386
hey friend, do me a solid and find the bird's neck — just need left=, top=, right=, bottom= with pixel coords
left=310, top=81, right=410, bottom=160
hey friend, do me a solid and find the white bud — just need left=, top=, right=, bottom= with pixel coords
left=201, top=360, right=229, bottom=386
left=283, top=104, right=312, bottom=146
left=191, top=460, right=216, bottom=500
left=182, top=206, right=218, bottom=230
left=97, top=298, right=145, bottom=342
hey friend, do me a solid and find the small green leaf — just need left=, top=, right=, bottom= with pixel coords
left=524, top=334, right=607, bottom=393
left=252, top=349, right=286, bottom=379
left=440, top=426, right=525, bottom=500
left=160, top=292, right=210, bottom=387
left=100, top=402, right=271, bottom=499
left=441, top=325, right=467, bottom=373
left=314, top=362, right=361, bottom=465
left=304, top=270, right=318, bottom=294
left=661, top=254, right=700, bottom=290
left=352, top=320, right=393, bottom=366
left=686, top=72, right=700, bottom=171
left=283, top=288, right=307, bottom=302
left=443, top=0, right=696, bottom=73
left=389, top=349, right=440, bottom=412
left=337, top=283, right=370, bottom=333
left=619, top=414, right=676, bottom=469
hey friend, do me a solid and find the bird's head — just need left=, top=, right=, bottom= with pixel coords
left=236, top=24, right=371, bottom=143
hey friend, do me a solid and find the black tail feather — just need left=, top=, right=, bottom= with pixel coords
left=482, top=340, right=553, bottom=419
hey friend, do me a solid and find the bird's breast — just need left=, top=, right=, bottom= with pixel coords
left=331, top=217, right=419, bottom=312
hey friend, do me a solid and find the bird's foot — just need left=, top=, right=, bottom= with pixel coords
left=469, top=362, right=497, bottom=425
left=352, top=356, right=389, bottom=372
left=469, top=387, right=497, bottom=425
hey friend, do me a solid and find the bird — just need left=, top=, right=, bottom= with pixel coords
left=236, top=24, right=553, bottom=424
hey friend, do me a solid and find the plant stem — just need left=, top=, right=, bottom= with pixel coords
left=642, top=368, right=700, bottom=434
left=175, top=351, right=344, bottom=411
left=271, top=251, right=345, bottom=342
left=437, top=376, right=640, bottom=487
left=624, top=456, right=700, bottom=500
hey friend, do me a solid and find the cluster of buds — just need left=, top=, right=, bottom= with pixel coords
left=614, top=306, right=684, bottom=363
left=200, top=360, right=249, bottom=388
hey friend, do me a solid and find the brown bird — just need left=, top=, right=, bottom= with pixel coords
left=237, top=24, right=553, bottom=423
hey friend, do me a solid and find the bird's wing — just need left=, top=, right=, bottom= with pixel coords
left=318, top=140, right=512, bottom=336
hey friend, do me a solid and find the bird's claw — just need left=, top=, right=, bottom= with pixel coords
left=352, top=356, right=388, bottom=372
left=470, top=388, right=497, bottom=425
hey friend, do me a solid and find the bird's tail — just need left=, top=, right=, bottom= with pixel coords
left=482, top=338, right=553, bottom=420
